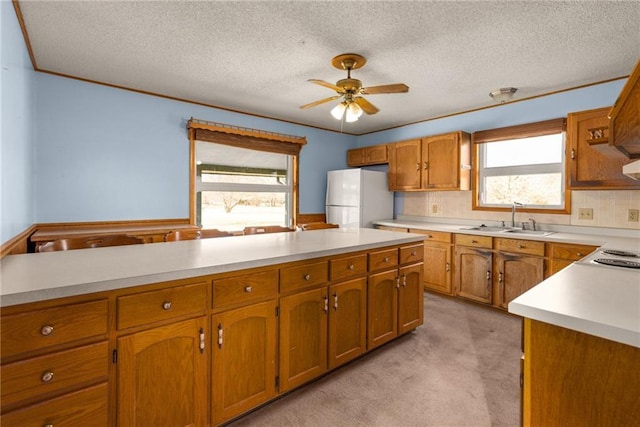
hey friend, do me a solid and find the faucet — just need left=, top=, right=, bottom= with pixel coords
left=511, top=201, right=525, bottom=227
left=528, top=218, right=537, bottom=231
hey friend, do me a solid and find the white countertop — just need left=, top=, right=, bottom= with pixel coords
left=375, top=217, right=640, bottom=348
left=0, top=228, right=425, bottom=307
left=509, top=264, right=640, bottom=348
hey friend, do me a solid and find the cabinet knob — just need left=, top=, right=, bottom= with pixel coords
left=348, top=264, right=355, bottom=271
left=411, top=251, right=417, bottom=257
left=445, top=262, right=450, bottom=272
left=40, top=325, right=54, bottom=336
left=472, top=240, right=478, bottom=244
left=577, top=252, right=583, bottom=257
left=383, top=257, right=389, bottom=262
left=41, top=371, right=54, bottom=383
left=518, top=244, right=524, bottom=249
left=244, top=286, right=252, bottom=293
left=162, top=301, right=172, bottom=310
left=44, top=425, right=54, bottom=427
left=304, top=274, right=311, bottom=281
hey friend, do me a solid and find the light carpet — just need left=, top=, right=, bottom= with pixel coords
left=228, top=292, right=521, bottom=427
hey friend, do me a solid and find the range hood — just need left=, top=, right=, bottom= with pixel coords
left=622, top=159, right=640, bottom=180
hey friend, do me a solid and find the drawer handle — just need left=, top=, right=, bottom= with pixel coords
left=576, top=252, right=583, bottom=257
left=383, top=257, right=389, bottom=262
left=518, top=244, right=524, bottom=249
left=162, top=301, right=172, bottom=310
left=411, top=251, right=417, bottom=257
left=244, top=286, right=252, bottom=293
left=304, top=274, right=311, bottom=281
left=472, top=240, right=478, bottom=244
left=40, top=325, right=54, bottom=336
left=44, top=425, right=53, bottom=427
left=41, top=371, right=54, bottom=383
left=348, top=264, right=355, bottom=271
left=445, top=262, right=450, bottom=272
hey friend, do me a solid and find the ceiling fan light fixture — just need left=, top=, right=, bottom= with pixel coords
left=346, top=102, right=363, bottom=122
left=489, top=87, right=518, bottom=103
left=331, top=102, right=347, bottom=120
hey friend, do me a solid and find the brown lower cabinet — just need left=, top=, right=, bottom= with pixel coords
left=0, top=242, right=423, bottom=426
left=522, top=318, right=640, bottom=426
left=455, top=246, right=493, bottom=304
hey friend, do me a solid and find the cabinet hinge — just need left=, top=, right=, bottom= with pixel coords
left=275, top=376, right=279, bottom=388
left=112, top=349, right=118, bottom=364
left=275, top=306, right=279, bottom=317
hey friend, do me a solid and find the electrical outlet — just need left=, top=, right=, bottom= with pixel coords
left=629, top=209, right=639, bottom=222
left=431, top=204, right=439, bottom=214
left=578, top=208, right=593, bottom=220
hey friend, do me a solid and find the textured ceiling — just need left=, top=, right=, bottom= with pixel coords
left=16, top=0, right=640, bottom=135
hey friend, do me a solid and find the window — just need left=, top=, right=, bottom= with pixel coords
left=188, top=119, right=305, bottom=232
left=473, top=119, right=569, bottom=213
left=195, top=142, right=293, bottom=231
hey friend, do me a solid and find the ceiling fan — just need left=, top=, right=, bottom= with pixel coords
left=300, top=53, right=409, bottom=122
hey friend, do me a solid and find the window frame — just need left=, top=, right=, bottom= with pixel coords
left=472, top=118, right=571, bottom=215
left=188, top=119, right=305, bottom=230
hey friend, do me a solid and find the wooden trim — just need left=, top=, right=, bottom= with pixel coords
left=189, top=119, right=306, bottom=146
left=11, top=0, right=37, bottom=70
left=0, top=224, right=37, bottom=258
left=473, top=118, right=566, bottom=143
left=34, top=218, right=190, bottom=232
left=189, top=128, right=197, bottom=225
left=191, top=128, right=303, bottom=156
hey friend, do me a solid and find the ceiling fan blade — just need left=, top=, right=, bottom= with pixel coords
left=353, top=96, right=379, bottom=115
left=308, top=79, right=344, bottom=93
left=299, top=95, right=342, bottom=110
left=361, top=83, right=409, bottom=95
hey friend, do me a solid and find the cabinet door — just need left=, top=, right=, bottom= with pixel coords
left=117, top=317, right=207, bottom=427
left=328, top=278, right=367, bottom=369
left=367, top=270, right=398, bottom=349
left=567, top=107, right=640, bottom=189
left=279, top=287, right=327, bottom=392
left=424, top=242, right=452, bottom=295
left=421, top=133, right=459, bottom=189
left=455, top=247, right=493, bottom=304
left=347, top=147, right=366, bottom=167
left=398, top=263, right=424, bottom=334
left=366, top=144, right=388, bottom=164
left=212, top=301, right=277, bottom=425
left=389, top=139, right=421, bottom=190
left=495, top=253, right=544, bottom=309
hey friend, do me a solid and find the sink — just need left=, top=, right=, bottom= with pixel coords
left=501, top=229, right=555, bottom=236
left=460, top=226, right=510, bottom=232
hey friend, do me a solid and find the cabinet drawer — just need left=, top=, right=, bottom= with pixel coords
left=1, top=341, right=108, bottom=410
left=1, top=382, right=108, bottom=426
left=1, top=300, right=108, bottom=360
left=117, top=282, right=207, bottom=330
left=280, top=261, right=328, bottom=293
left=455, top=234, right=493, bottom=249
left=213, top=270, right=278, bottom=309
left=369, top=248, right=399, bottom=272
left=400, top=244, right=424, bottom=264
left=496, top=238, right=545, bottom=257
left=550, top=243, right=597, bottom=260
left=330, top=254, right=367, bottom=281
left=408, top=229, right=452, bottom=243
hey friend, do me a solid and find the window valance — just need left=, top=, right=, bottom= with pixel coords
left=187, top=118, right=307, bottom=156
left=473, top=118, right=566, bottom=144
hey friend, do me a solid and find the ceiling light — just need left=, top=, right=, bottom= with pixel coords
left=489, top=87, right=518, bottom=103
left=331, top=102, right=347, bottom=120
left=331, top=100, right=363, bottom=122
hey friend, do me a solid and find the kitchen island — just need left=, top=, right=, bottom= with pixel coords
left=0, top=228, right=426, bottom=426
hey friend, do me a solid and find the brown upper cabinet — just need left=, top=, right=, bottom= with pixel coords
left=388, top=131, right=471, bottom=191
left=608, top=59, right=640, bottom=159
left=567, top=107, right=640, bottom=189
left=347, top=144, right=388, bottom=167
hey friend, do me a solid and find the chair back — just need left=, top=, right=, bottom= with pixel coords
left=243, top=225, right=294, bottom=235
left=165, top=230, right=202, bottom=242
left=37, top=235, right=144, bottom=252
left=300, top=222, right=339, bottom=231
left=200, top=229, right=234, bottom=239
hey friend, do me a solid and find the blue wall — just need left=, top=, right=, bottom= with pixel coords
left=34, top=73, right=354, bottom=223
left=1, top=0, right=36, bottom=244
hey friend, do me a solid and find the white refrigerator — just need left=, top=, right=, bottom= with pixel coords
left=326, top=169, right=394, bottom=228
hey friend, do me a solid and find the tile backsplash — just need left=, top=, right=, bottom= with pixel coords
left=401, top=190, right=640, bottom=230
